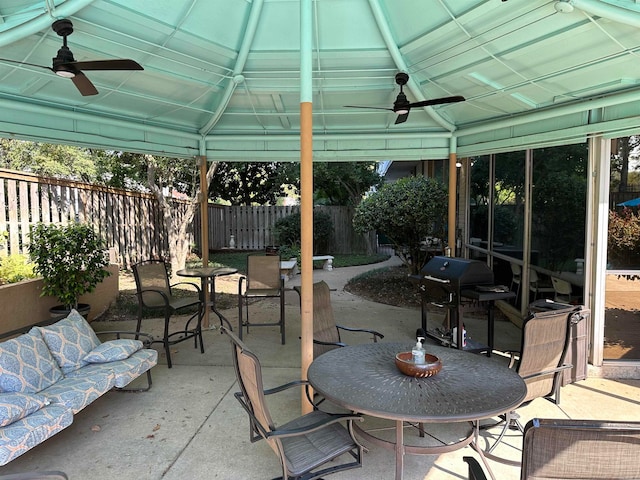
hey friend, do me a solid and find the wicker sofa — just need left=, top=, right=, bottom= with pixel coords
left=0, top=310, right=157, bottom=465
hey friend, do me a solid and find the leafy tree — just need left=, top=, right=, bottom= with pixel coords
left=0, top=139, right=97, bottom=181
left=530, top=145, right=588, bottom=270
left=142, top=154, right=219, bottom=274
left=611, top=136, right=640, bottom=192
left=208, top=162, right=299, bottom=205
left=353, top=176, right=448, bottom=274
left=313, top=162, right=382, bottom=206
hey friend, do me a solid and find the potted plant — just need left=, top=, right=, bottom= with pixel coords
left=27, top=222, right=111, bottom=317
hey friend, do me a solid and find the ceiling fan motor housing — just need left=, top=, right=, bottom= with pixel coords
left=393, top=92, right=410, bottom=113
left=52, top=20, right=77, bottom=77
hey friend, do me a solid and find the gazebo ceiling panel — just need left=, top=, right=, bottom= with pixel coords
left=0, top=0, right=640, bottom=160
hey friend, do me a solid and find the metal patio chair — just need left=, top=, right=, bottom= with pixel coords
left=222, top=326, right=363, bottom=480
left=238, top=254, right=286, bottom=344
left=465, top=418, right=640, bottom=479
left=294, top=280, right=384, bottom=358
left=132, top=259, right=204, bottom=368
left=481, top=305, right=579, bottom=460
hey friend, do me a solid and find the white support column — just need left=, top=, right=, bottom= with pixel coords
left=588, top=136, right=611, bottom=368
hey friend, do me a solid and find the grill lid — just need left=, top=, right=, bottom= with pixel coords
left=420, top=256, right=494, bottom=287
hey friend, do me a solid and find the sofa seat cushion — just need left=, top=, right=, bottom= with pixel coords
left=0, top=330, right=64, bottom=394
left=39, top=371, right=115, bottom=414
left=36, top=310, right=101, bottom=375
left=67, top=349, right=158, bottom=388
left=0, top=403, right=72, bottom=466
left=0, top=392, right=50, bottom=428
left=84, top=339, right=144, bottom=364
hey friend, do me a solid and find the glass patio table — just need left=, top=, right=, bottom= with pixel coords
left=307, top=342, right=527, bottom=480
left=176, top=267, right=237, bottom=330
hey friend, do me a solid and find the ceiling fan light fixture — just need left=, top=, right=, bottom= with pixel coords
left=395, top=108, right=409, bottom=115
left=54, top=66, right=76, bottom=78
left=554, top=1, right=574, bottom=13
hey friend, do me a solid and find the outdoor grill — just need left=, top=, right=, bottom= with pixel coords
left=410, top=256, right=495, bottom=349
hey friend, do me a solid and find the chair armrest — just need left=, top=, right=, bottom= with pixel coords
left=267, top=412, right=363, bottom=439
left=238, top=275, right=247, bottom=295
left=520, top=363, right=573, bottom=381
left=263, top=379, right=310, bottom=396
left=336, top=325, right=384, bottom=342
left=263, top=380, right=319, bottom=411
left=95, top=330, right=154, bottom=348
left=463, top=456, right=489, bottom=480
left=170, top=281, right=202, bottom=295
left=313, top=339, right=348, bottom=348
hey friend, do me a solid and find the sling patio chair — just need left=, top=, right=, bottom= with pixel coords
left=132, top=259, right=204, bottom=368
left=465, top=418, right=640, bottom=479
left=481, top=304, right=580, bottom=462
left=222, top=326, right=363, bottom=480
left=237, top=254, right=286, bottom=344
left=293, top=280, right=384, bottom=358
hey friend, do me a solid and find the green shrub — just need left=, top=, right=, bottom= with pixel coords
left=353, top=176, right=447, bottom=274
left=273, top=210, right=333, bottom=254
left=0, top=254, right=36, bottom=284
left=608, top=208, right=640, bottom=268
left=28, top=222, right=110, bottom=309
left=278, top=245, right=301, bottom=263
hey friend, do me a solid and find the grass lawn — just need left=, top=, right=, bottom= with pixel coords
left=198, top=251, right=390, bottom=275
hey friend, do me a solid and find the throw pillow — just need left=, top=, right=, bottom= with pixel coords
left=0, top=392, right=50, bottom=427
left=36, top=310, right=101, bottom=375
left=0, top=330, right=64, bottom=393
left=84, top=339, right=144, bottom=364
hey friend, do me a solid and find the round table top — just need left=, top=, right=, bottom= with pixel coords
left=176, top=267, right=238, bottom=278
left=307, top=342, right=527, bottom=423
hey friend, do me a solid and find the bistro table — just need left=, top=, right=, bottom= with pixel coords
left=176, top=267, right=237, bottom=330
left=307, top=342, right=527, bottom=480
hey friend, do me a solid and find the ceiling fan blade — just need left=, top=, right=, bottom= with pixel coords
left=344, top=105, right=394, bottom=112
left=408, top=96, right=465, bottom=108
left=395, top=112, right=409, bottom=124
left=0, top=57, right=53, bottom=72
left=69, top=59, right=143, bottom=71
left=71, top=72, right=98, bottom=96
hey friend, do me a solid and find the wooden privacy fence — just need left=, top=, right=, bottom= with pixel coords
left=0, top=169, right=185, bottom=268
left=193, top=204, right=375, bottom=254
left=610, top=190, right=640, bottom=209
left=1, top=170, right=375, bottom=268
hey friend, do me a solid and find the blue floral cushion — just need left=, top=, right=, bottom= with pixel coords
left=0, top=330, right=63, bottom=393
left=36, top=310, right=101, bottom=375
left=0, top=392, right=50, bottom=427
left=83, top=339, right=143, bottom=363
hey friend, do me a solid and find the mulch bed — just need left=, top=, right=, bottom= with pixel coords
left=345, top=266, right=421, bottom=309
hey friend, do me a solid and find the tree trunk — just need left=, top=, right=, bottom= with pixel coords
left=145, top=155, right=218, bottom=278
left=619, top=136, right=630, bottom=192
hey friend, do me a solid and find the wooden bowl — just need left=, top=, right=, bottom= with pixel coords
left=395, top=352, right=442, bottom=378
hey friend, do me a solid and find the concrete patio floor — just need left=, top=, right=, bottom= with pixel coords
left=2, top=256, right=639, bottom=479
